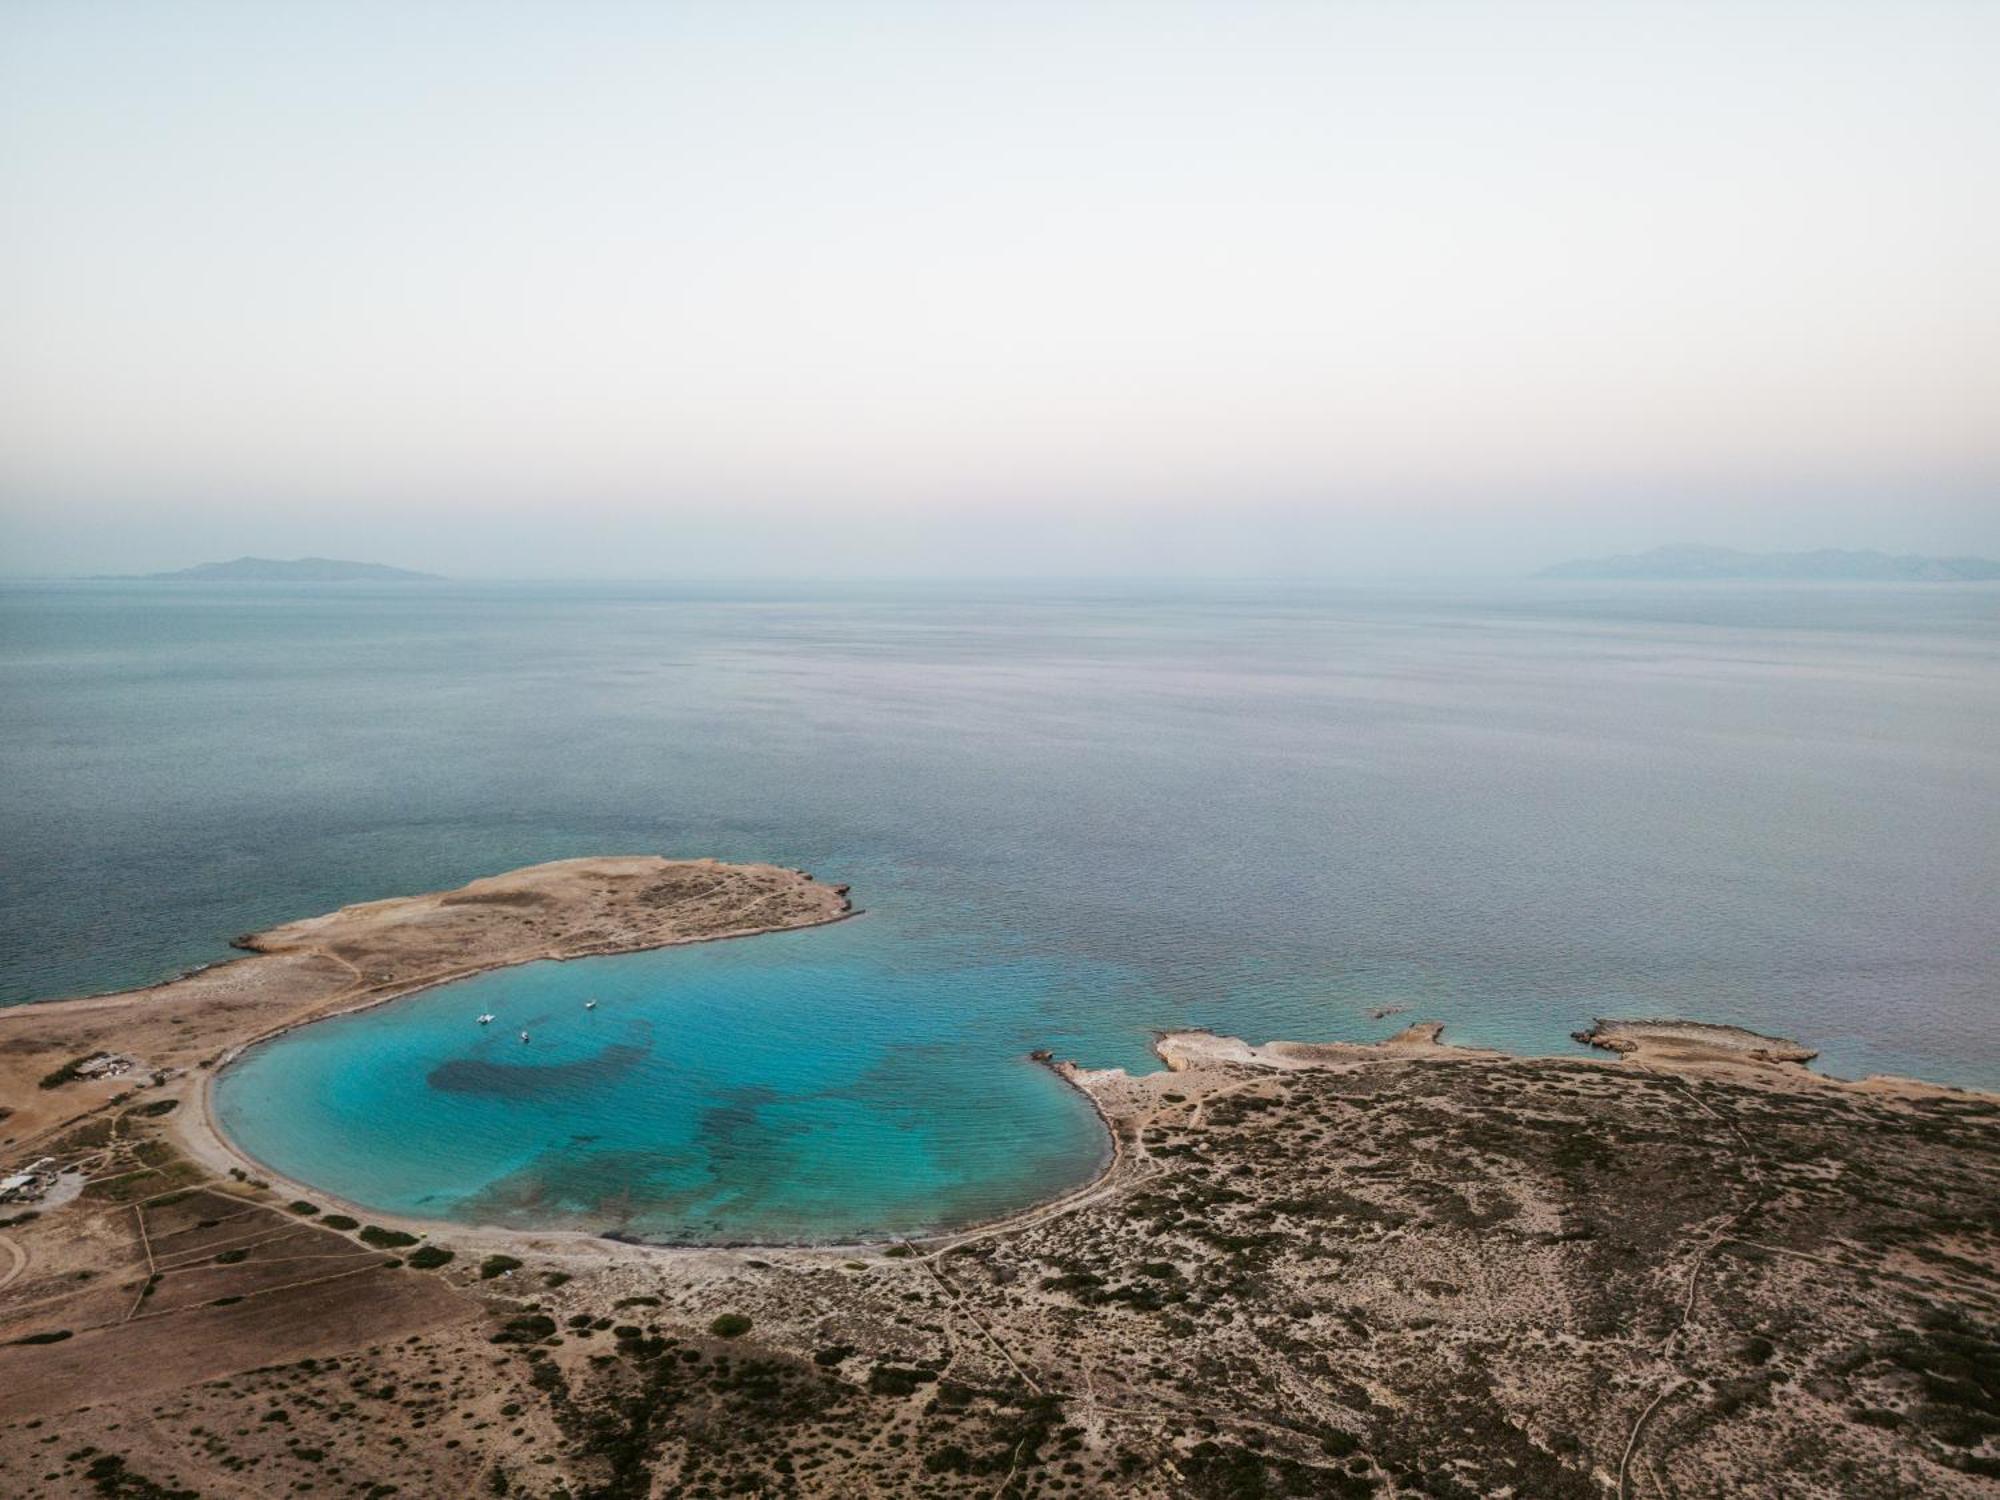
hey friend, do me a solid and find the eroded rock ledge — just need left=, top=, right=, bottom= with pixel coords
left=1573, top=1017, right=1820, bottom=1067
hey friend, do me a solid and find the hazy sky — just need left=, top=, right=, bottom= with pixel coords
left=2, top=1, right=1994, bottom=576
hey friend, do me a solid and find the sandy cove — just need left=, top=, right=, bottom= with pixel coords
left=179, top=1012, right=1996, bottom=1269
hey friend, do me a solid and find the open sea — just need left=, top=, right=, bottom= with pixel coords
left=3, top=579, right=1996, bottom=1242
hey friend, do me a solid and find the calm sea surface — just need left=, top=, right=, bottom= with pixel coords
left=3, top=580, right=1996, bottom=1240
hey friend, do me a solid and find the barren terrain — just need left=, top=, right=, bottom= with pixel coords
left=4, top=1028, right=1995, bottom=1496
left=2, top=869, right=1995, bottom=1496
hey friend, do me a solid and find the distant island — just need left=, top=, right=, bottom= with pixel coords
left=142, top=556, right=441, bottom=582
left=1539, top=544, right=2000, bottom=582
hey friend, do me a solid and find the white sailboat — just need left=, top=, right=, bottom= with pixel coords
left=477, top=1013, right=495, bottom=1025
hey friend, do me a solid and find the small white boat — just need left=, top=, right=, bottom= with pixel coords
left=584, top=999, right=598, bottom=1010
left=519, top=1030, right=530, bottom=1043
left=478, top=1014, right=495, bottom=1025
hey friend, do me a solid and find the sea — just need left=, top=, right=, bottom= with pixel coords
left=2, top=578, right=1995, bottom=1242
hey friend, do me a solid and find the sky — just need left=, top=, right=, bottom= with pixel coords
left=1, top=1, right=1995, bottom=578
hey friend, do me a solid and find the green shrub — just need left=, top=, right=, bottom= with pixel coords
left=288, top=1201, right=320, bottom=1216
left=490, top=1315, right=556, bottom=1346
left=923, top=1444, right=971, bottom=1474
left=9, top=1329, right=73, bottom=1346
left=868, top=1364, right=934, bottom=1396
left=709, top=1313, right=752, bottom=1339
left=480, top=1254, right=524, bottom=1280
left=39, top=1055, right=102, bottom=1089
left=358, top=1226, right=418, bottom=1249
left=406, top=1245, right=455, bottom=1270
left=320, top=1214, right=359, bottom=1231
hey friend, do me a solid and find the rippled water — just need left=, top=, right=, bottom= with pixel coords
left=4, top=579, right=1996, bottom=1239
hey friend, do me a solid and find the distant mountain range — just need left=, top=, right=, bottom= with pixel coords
left=1539, top=545, right=2000, bottom=583
left=142, top=556, right=440, bottom=582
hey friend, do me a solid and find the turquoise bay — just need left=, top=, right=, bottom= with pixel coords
left=214, top=920, right=1125, bottom=1243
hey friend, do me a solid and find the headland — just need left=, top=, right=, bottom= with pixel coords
left=0, top=856, right=852, bottom=1157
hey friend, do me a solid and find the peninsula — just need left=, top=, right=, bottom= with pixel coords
left=0, top=856, right=851, bottom=1147
left=1, top=867, right=1995, bottom=1498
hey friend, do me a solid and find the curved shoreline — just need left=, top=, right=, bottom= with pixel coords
left=185, top=910, right=874, bottom=1256
left=190, top=1020, right=1117, bottom=1260
left=8, top=857, right=1994, bottom=1264
left=12, top=965, right=1996, bottom=1497
left=0, top=856, right=850, bottom=1159
left=198, top=1009, right=1997, bottom=1264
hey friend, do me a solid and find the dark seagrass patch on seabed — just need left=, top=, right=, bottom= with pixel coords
left=427, top=1037, right=652, bottom=1098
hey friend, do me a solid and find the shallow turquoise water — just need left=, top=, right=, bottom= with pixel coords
left=6, top=579, right=1998, bottom=1239
left=215, top=922, right=1119, bottom=1242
